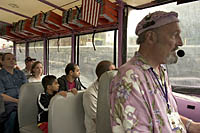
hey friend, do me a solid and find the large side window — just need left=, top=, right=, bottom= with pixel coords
left=78, top=31, right=117, bottom=87
left=16, top=43, right=25, bottom=69
left=29, top=41, right=43, bottom=63
left=0, top=39, right=13, bottom=53
left=49, top=37, right=71, bottom=78
left=127, top=9, right=139, bottom=61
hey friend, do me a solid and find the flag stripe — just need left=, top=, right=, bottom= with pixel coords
left=93, top=2, right=97, bottom=26
left=82, top=0, right=85, bottom=21
left=87, top=0, right=92, bottom=23
left=95, top=3, right=100, bottom=27
left=81, top=0, right=101, bottom=27
left=90, top=0, right=94, bottom=25
left=85, top=0, right=90, bottom=23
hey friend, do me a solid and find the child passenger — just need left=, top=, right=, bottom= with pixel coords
left=37, top=75, right=67, bottom=133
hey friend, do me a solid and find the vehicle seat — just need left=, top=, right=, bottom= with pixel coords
left=18, top=82, right=43, bottom=133
left=48, top=91, right=86, bottom=133
left=96, top=70, right=117, bottom=133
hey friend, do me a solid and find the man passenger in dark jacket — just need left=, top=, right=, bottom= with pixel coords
left=58, top=63, right=81, bottom=95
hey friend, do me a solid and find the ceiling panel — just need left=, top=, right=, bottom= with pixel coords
left=48, top=0, right=81, bottom=8
left=0, top=0, right=53, bottom=17
left=0, top=0, right=84, bottom=24
left=0, top=10, right=25, bottom=24
left=123, top=0, right=153, bottom=6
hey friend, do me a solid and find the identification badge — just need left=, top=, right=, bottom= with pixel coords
left=167, top=112, right=184, bottom=132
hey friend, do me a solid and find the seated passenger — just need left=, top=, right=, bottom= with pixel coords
left=28, top=61, right=44, bottom=82
left=0, top=53, right=27, bottom=133
left=22, top=57, right=36, bottom=79
left=83, top=60, right=115, bottom=133
left=58, top=63, right=82, bottom=95
left=37, top=75, right=67, bottom=133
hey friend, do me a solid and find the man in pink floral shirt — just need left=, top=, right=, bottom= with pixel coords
left=110, top=11, right=200, bottom=133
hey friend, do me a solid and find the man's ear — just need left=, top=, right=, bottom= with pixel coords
left=69, top=70, right=73, bottom=75
left=47, top=85, right=51, bottom=90
left=145, top=31, right=158, bottom=44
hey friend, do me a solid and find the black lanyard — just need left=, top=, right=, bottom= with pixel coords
left=150, top=68, right=169, bottom=110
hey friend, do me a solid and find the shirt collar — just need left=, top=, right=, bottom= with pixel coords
left=134, top=51, right=166, bottom=72
left=1, top=68, right=15, bottom=74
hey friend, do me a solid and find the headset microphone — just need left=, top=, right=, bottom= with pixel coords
left=177, top=49, right=185, bottom=57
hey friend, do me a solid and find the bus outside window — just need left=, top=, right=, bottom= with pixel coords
left=49, top=37, right=71, bottom=78
left=29, top=41, right=44, bottom=64
left=16, top=43, right=25, bottom=69
left=78, top=31, right=117, bottom=87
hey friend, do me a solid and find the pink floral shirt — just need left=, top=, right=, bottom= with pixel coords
left=110, top=53, right=186, bottom=133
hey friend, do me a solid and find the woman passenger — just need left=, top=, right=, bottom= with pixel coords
left=28, top=61, right=44, bottom=82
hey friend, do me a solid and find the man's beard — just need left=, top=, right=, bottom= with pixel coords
left=164, top=52, right=178, bottom=64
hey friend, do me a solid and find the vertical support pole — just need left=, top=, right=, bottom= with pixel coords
left=25, top=41, right=29, bottom=57
left=122, top=6, right=128, bottom=64
left=43, top=38, right=48, bottom=75
left=114, top=29, right=117, bottom=66
left=117, top=0, right=124, bottom=67
left=77, top=35, right=80, bottom=65
left=71, top=33, right=76, bottom=63
left=13, top=42, right=16, bottom=56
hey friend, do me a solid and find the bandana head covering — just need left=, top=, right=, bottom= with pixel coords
left=135, top=11, right=179, bottom=36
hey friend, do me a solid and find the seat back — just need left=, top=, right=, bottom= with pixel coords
left=96, top=70, right=117, bottom=133
left=48, top=91, right=86, bottom=133
left=18, top=82, right=43, bottom=128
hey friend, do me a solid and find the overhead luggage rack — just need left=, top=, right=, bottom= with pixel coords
left=18, top=19, right=43, bottom=37
left=98, top=0, right=118, bottom=25
left=31, top=13, right=52, bottom=33
left=10, top=22, right=27, bottom=39
left=62, top=8, right=83, bottom=30
left=0, top=0, right=119, bottom=43
left=43, top=11, right=71, bottom=32
left=41, top=12, right=64, bottom=32
left=0, top=26, right=19, bottom=40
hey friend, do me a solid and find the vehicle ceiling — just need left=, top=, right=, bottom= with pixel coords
left=2, top=0, right=194, bottom=42
left=0, top=0, right=154, bottom=29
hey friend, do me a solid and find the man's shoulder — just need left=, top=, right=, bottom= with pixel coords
left=85, top=85, right=94, bottom=93
left=0, top=69, right=7, bottom=75
left=118, top=59, right=143, bottom=74
left=58, top=75, right=66, bottom=81
left=83, top=88, right=96, bottom=100
left=15, top=69, right=27, bottom=81
left=112, top=58, right=148, bottom=85
left=85, top=81, right=98, bottom=94
left=14, top=68, right=26, bottom=75
left=0, top=69, right=9, bottom=80
left=38, top=92, right=48, bottom=99
left=57, top=75, right=67, bottom=87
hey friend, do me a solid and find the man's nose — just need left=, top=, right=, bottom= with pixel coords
left=177, top=36, right=183, bottom=46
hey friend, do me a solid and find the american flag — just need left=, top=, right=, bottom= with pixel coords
left=81, top=0, right=101, bottom=27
